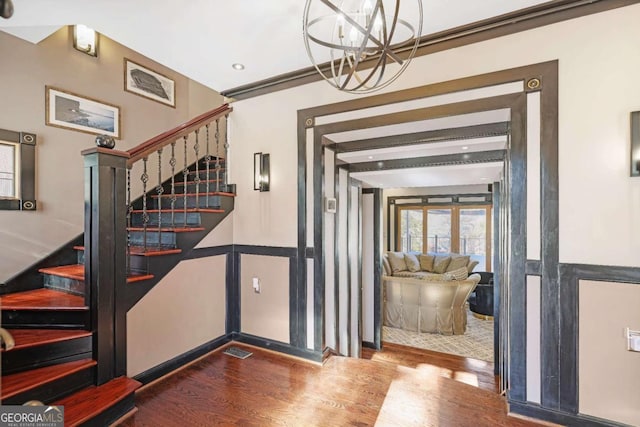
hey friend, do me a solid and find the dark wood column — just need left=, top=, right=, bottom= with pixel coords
left=83, top=147, right=129, bottom=385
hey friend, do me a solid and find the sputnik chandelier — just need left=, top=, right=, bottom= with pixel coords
left=303, top=0, right=423, bottom=94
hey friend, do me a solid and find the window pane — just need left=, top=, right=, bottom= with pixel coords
left=399, top=209, right=423, bottom=253
left=460, top=208, right=487, bottom=271
left=0, top=143, right=15, bottom=198
left=427, top=209, right=451, bottom=254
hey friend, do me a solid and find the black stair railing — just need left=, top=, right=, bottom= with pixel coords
left=83, top=104, right=232, bottom=385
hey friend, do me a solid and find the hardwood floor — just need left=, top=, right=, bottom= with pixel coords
left=118, top=343, right=542, bottom=427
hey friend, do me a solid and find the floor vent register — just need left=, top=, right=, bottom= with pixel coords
left=223, top=346, right=253, bottom=359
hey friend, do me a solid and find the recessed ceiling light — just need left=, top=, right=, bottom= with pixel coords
left=461, top=146, right=469, bottom=150
left=368, top=155, right=374, bottom=160
left=480, top=177, right=488, bottom=180
left=232, top=63, right=245, bottom=71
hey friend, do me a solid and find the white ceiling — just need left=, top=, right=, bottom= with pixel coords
left=351, top=162, right=504, bottom=188
left=1, top=0, right=551, bottom=92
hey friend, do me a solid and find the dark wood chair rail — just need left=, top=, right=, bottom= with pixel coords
left=127, top=104, right=232, bottom=166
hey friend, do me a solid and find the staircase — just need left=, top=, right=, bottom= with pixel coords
left=0, top=105, right=233, bottom=425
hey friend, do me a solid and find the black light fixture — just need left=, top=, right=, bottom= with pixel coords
left=73, top=25, right=99, bottom=57
left=631, top=111, right=640, bottom=176
left=254, top=152, right=270, bottom=192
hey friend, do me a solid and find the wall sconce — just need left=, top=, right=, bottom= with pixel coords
left=73, top=25, right=98, bottom=57
left=254, top=152, right=270, bottom=192
left=631, top=111, right=640, bottom=176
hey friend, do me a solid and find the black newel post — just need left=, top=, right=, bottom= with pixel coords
left=82, top=146, right=129, bottom=385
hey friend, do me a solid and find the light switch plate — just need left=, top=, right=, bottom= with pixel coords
left=626, top=328, right=640, bottom=352
left=252, top=277, right=260, bottom=294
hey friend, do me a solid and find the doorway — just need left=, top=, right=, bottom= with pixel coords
left=298, top=61, right=559, bottom=402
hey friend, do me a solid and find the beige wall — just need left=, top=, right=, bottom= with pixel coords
left=0, top=27, right=223, bottom=283
left=127, top=256, right=227, bottom=377
left=240, top=254, right=290, bottom=343
left=579, top=280, right=640, bottom=425
left=229, top=5, right=640, bottom=424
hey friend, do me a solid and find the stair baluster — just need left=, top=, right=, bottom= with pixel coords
left=156, top=148, right=163, bottom=249
left=182, top=136, right=188, bottom=227
left=205, top=124, right=211, bottom=207
left=215, top=119, right=221, bottom=194
left=224, top=114, right=230, bottom=191
left=141, top=157, right=149, bottom=252
left=126, top=167, right=132, bottom=275
left=193, top=129, right=201, bottom=210
left=170, top=141, right=177, bottom=230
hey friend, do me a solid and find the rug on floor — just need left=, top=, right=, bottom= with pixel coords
left=382, top=310, right=494, bottom=362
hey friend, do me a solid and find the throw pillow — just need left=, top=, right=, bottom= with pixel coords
left=418, top=254, right=435, bottom=272
left=444, top=266, right=469, bottom=281
left=382, top=256, right=392, bottom=275
left=467, top=260, right=479, bottom=273
left=446, top=254, right=470, bottom=272
left=404, top=253, right=421, bottom=272
left=432, top=255, right=451, bottom=274
left=387, top=252, right=408, bottom=272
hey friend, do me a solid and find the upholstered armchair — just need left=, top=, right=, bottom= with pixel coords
left=383, top=273, right=480, bottom=335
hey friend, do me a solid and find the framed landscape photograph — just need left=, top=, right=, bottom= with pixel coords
left=124, top=58, right=176, bottom=107
left=45, top=86, right=121, bottom=138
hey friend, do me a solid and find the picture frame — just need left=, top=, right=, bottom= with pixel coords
left=124, top=58, right=176, bottom=108
left=45, top=86, right=121, bottom=139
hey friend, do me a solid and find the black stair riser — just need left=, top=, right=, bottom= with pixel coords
left=129, top=231, right=177, bottom=248
left=2, top=310, right=89, bottom=329
left=43, top=275, right=85, bottom=296
left=131, top=211, right=203, bottom=227
left=79, top=391, right=136, bottom=427
left=154, top=195, right=222, bottom=210
left=2, top=335, right=92, bottom=374
left=3, top=366, right=94, bottom=405
left=173, top=181, right=224, bottom=193
left=128, top=252, right=182, bottom=274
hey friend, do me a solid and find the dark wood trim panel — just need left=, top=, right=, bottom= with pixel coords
left=492, top=181, right=501, bottom=375
left=222, top=0, right=640, bottom=100
left=133, top=334, right=232, bottom=385
left=526, top=260, right=542, bottom=276
left=296, top=111, right=308, bottom=350
left=234, top=245, right=297, bottom=257
left=539, top=64, right=561, bottom=410
left=347, top=150, right=506, bottom=173
left=329, top=122, right=509, bottom=153
left=372, top=188, right=382, bottom=350
left=226, top=251, right=240, bottom=334
left=507, top=93, right=528, bottom=402
left=184, top=245, right=233, bottom=259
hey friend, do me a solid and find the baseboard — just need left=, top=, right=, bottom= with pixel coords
left=362, top=341, right=378, bottom=350
left=231, top=332, right=323, bottom=362
left=134, top=334, right=231, bottom=385
left=509, top=401, right=630, bottom=427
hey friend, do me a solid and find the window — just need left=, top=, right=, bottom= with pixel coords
left=0, top=129, right=37, bottom=210
left=397, top=203, right=492, bottom=271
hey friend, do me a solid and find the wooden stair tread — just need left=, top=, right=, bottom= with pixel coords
left=1, top=359, right=96, bottom=400
left=73, top=246, right=182, bottom=257
left=129, top=208, right=224, bottom=214
left=55, top=376, right=141, bottom=427
left=0, top=289, right=87, bottom=311
left=127, top=226, right=205, bottom=232
left=151, top=191, right=235, bottom=198
left=1, top=329, right=91, bottom=352
left=39, top=265, right=154, bottom=283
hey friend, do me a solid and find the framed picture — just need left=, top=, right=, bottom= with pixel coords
left=124, top=58, right=176, bottom=108
left=45, top=86, right=121, bottom=139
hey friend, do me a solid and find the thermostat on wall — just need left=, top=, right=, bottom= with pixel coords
left=325, top=197, right=337, bottom=213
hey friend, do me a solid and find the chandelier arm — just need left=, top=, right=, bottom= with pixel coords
left=317, top=0, right=403, bottom=64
